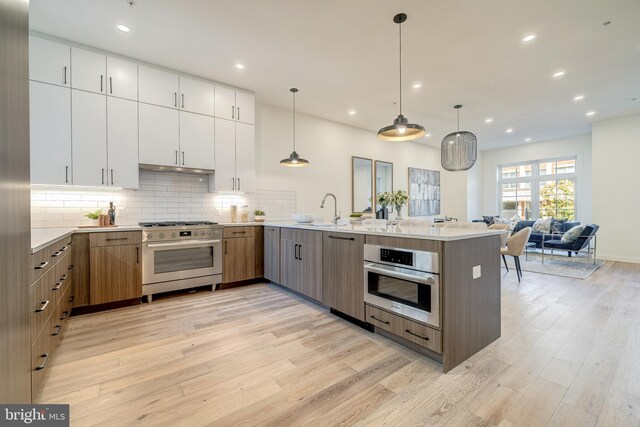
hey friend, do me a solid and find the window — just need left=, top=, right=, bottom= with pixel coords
left=498, top=158, right=576, bottom=220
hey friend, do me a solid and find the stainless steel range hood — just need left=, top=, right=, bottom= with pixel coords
left=139, top=164, right=214, bottom=175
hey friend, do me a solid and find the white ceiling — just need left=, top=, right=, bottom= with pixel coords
left=30, top=0, right=640, bottom=150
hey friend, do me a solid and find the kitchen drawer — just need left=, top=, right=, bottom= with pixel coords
left=365, top=235, right=441, bottom=254
left=223, top=226, right=255, bottom=238
left=52, top=263, right=71, bottom=304
left=30, top=269, right=56, bottom=344
left=366, top=304, right=442, bottom=353
left=281, top=228, right=322, bottom=245
left=50, top=302, right=64, bottom=352
left=90, top=231, right=142, bottom=247
left=31, top=316, right=52, bottom=403
left=31, top=247, right=53, bottom=282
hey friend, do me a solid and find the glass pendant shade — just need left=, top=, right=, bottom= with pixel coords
left=377, top=13, right=425, bottom=142
left=281, top=87, right=309, bottom=168
left=441, top=105, right=477, bottom=171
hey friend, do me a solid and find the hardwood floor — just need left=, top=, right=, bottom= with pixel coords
left=39, top=261, right=640, bottom=426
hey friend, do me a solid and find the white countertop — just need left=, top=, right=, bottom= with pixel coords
left=263, top=221, right=504, bottom=241
left=31, top=226, right=142, bottom=253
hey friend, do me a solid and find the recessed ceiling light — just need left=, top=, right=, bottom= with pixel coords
left=553, top=70, right=566, bottom=78
left=235, top=63, right=245, bottom=70
left=484, top=118, right=493, bottom=123
left=573, top=94, right=585, bottom=101
left=525, top=138, right=532, bottom=142
left=586, top=111, right=596, bottom=117
left=522, top=34, right=536, bottom=43
left=117, top=24, right=130, bottom=33
left=412, top=82, right=422, bottom=89
left=348, top=110, right=356, bottom=115
left=506, top=128, right=514, bottom=133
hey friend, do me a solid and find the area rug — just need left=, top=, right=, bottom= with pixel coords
left=502, top=251, right=605, bottom=279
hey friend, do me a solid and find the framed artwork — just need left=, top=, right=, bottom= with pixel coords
left=408, top=167, right=441, bottom=216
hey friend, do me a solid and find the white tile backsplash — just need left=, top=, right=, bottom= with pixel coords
left=30, top=171, right=296, bottom=228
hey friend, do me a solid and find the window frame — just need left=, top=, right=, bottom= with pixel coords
left=497, top=156, right=577, bottom=220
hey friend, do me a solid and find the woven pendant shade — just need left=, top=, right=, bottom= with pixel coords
left=441, top=105, right=477, bottom=171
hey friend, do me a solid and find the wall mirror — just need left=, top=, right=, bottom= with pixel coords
left=352, top=157, right=373, bottom=213
left=374, top=160, right=394, bottom=210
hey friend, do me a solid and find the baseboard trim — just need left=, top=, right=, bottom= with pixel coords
left=598, top=254, right=640, bottom=264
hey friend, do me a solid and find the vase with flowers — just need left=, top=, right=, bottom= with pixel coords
left=391, top=190, right=409, bottom=219
left=376, top=192, right=392, bottom=219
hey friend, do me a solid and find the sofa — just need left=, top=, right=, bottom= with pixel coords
left=513, top=219, right=581, bottom=248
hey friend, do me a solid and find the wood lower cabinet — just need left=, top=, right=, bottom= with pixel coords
left=280, top=229, right=322, bottom=301
left=72, top=233, right=90, bottom=307
left=264, top=226, right=280, bottom=282
left=222, top=226, right=264, bottom=284
left=89, top=241, right=141, bottom=305
left=322, top=232, right=365, bottom=321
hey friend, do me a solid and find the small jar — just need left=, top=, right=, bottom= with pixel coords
left=230, top=205, right=238, bottom=223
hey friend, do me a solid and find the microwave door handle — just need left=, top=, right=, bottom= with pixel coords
left=146, top=239, right=220, bottom=249
left=364, top=264, right=435, bottom=285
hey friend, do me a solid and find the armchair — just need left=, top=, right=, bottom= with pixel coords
left=542, top=224, right=599, bottom=265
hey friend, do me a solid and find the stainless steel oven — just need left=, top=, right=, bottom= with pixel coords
left=140, top=222, right=223, bottom=301
left=364, top=244, right=440, bottom=328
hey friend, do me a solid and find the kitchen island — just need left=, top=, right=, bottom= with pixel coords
left=263, top=222, right=503, bottom=372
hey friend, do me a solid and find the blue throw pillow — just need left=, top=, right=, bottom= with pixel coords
left=561, top=225, right=585, bottom=244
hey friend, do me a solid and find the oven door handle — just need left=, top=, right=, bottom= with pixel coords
left=146, top=239, right=220, bottom=249
left=364, top=263, right=436, bottom=285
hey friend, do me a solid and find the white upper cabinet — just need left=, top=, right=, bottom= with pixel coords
left=235, top=92, right=255, bottom=125
left=139, top=65, right=179, bottom=109
left=107, top=97, right=139, bottom=188
left=179, top=76, right=214, bottom=116
left=107, top=57, right=138, bottom=101
left=214, top=86, right=255, bottom=124
left=213, top=118, right=236, bottom=191
left=139, top=103, right=180, bottom=167
left=235, top=122, right=255, bottom=192
left=214, top=86, right=235, bottom=121
left=71, top=90, right=107, bottom=187
left=29, top=36, right=70, bottom=87
left=29, top=81, right=72, bottom=185
left=179, top=112, right=215, bottom=170
left=71, top=47, right=106, bottom=94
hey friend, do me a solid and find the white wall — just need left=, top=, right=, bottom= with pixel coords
left=255, top=103, right=459, bottom=221
left=592, top=114, right=640, bottom=263
left=479, top=133, right=593, bottom=223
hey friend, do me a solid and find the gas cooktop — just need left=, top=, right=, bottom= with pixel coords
left=138, top=221, right=218, bottom=227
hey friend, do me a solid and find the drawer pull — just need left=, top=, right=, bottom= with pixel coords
left=52, top=282, right=62, bottom=291
left=60, top=246, right=69, bottom=251
left=106, top=238, right=128, bottom=241
left=232, top=231, right=247, bottom=234
left=52, top=325, right=62, bottom=336
left=60, top=311, right=69, bottom=320
left=51, top=251, right=62, bottom=257
left=328, top=235, right=355, bottom=241
left=405, top=329, right=430, bottom=341
left=35, top=300, right=49, bottom=313
left=69, top=264, right=75, bottom=270
left=68, top=295, right=74, bottom=303
left=35, top=353, right=49, bottom=370
left=61, top=273, right=68, bottom=280
left=370, top=315, right=389, bottom=325
left=34, top=261, right=49, bottom=270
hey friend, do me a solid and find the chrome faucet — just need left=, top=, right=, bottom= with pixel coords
left=320, top=193, right=340, bottom=224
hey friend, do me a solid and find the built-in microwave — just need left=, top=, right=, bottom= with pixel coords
left=364, top=244, right=440, bottom=328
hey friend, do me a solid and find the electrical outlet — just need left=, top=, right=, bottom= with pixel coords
left=473, top=265, right=481, bottom=279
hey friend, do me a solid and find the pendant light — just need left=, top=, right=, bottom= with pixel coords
left=377, top=13, right=426, bottom=142
left=441, top=105, right=477, bottom=171
left=280, top=87, right=309, bottom=167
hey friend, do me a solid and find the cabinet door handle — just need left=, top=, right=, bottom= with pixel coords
left=111, top=169, right=114, bottom=185
left=405, top=329, right=430, bottom=341
left=175, top=150, right=178, bottom=165
left=294, top=244, right=299, bottom=260
left=106, top=237, right=128, bottom=241
left=100, top=75, right=103, bottom=92
left=35, top=300, right=49, bottom=313
left=63, top=66, right=67, bottom=85
left=109, top=76, right=113, bottom=94
left=65, top=166, right=69, bottom=183
left=52, top=325, right=62, bottom=336
left=136, top=246, right=139, bottom=263
left=328, top=235, right=355, bottom=241
left=174, top=92, right=177, bottom=107
left=237, top=107, right=240, bottom=121
left=299, top=244, right=303, bottom=261
left=102, top=168, right=105, bottom=185
left=182, top=151, right=185, bottom=166
left=232, top=178, right=235, bottom=190
left=181, top=93, right=185, bottom=108
left=225, top=240, right=228, bottom=255
left=35, top=261, right=49, bottom=270
left=237, top=178, right=241, bottom=191
left=231, top=105, right=234, bottom=119
left=370, top=315, right=389, bottom=325
left=52, top=282, right=62, bottom=291
left=35, top=353, right=49, bottom=370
